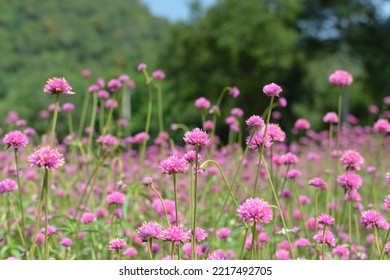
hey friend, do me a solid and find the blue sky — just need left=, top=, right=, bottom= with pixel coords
left=141, top=0, right=217, bottom=21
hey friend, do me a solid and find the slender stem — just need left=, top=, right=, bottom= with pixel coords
left=348, top=197, right=353, bottom=258
left=88, top=92, right=98, bottom=153
left=250, top=222, right=257, bottom=260
left=49, top=94, right=60, bottom=146
left=78, top=92, right=90, bottom=137
left=147, top=238, right=153, bottom=260
left=240, top=227, right=250, bottom=259
left=99, top=100, right=105, bottom=134
left=337, top=90, right=342, bottom=152
left=140, top=84, right=153, bottom=173
left=315, top=190, right=319, bottom=233
left=173, top=174, right=178, bottom=226
left=373, top=226, right=381, bottom=258
left=157, top=83, right=164, bottom=133
left=321, top=225, right=327, bottom=260
left=380, top=227, right=390, bottom=259
left=191, top=145, right=199, bottom=260
left=29, top=175, right=46, bottom=259
left=261, top=154, right=295, bottom=259
left=252, top=149, right=262, bottom=197
left=149, top=185, right=171, bottom=227
left=14, top=149, right=26, bottom=251
left=44, top=170, right=49, bottom=260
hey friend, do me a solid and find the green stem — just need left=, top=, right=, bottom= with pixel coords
left=149, top=185, right=171, bottom=227
left=78, top=92, right=91, bottom=137
left=191, top=146, right=199, bottom=260
left=44, top=170, right=49, bottom=260
left=14, top=149, right=26, bottom=252
left=88, top=92, right=98, bottom=153
left=250, top=222, right=257, bottom=260
left=157, top=83, right=164, bottom=133
left=321, top=225, right=327, bottom=260
left=261, top=154, right=295, bottom=259
left=373, top=226, right=381, bottom=258
left=348, top=196, right=353, bottom=259
left=49, top=94, right=60, bottom=146
left=140, top=84, right=153, bottom=172
left=252, top=149, right=262, bottom=197
left=147, top=238, right=153, bottom=260
left=67, top=112, right=74, bottom=135
left=380, top=227, right=390, bottom=259
left=173, top=174, right=178, bottom=226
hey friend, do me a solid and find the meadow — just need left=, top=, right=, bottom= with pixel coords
left=1, top=66, right=389, bottom=260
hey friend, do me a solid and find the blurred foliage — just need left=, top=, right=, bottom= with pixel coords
left=0, top=0, right=389, bottom=142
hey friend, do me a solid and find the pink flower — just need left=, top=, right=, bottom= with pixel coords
left=317, top=213, right=334, bottom=226
left=137, top=63, right=147, bottom=71
left=160, top=155, right=189, bottom=175
left=262, top=83, right=282, bottom=97
left=216, top=227, right=231, bottom=239
left=237, top=198, right=273, bottom=223
left=62, top=103, right=75, bottom=112
left=0, top=179, right=18, bottom=193
left=384, top=195, right=390, bottom=211
left=152, top=70, right=165, bottom=80
left=81, top=69, right=91, bottom=78
left=44, top=77, right=75, bottom=95
left=373, top=119, right=390, bottom=134
left=80, top=212, right=96, bottom=224
left=294, top=238, right=311, bottom=248
left=309, top=178, right=328, bottom=190
left=137, top=221, right=162, bottom=242
left=189, top=227, right=208, bottom=242
left=183, top=150, right=201, bottom=163
left=280, top=153, right=299, bottom=165
left=313, top=230, right=336, bottom=247
left=229, top=86, right=240, bottom=98
left=194, top=97, right=211, bottom=109
left=340, top=150, right=364, bottom=171
left=3, top=130, right=28, bottom=149
left=323, top=112, right=339, bottom=123
left=124, top=247, right=138, bottom=257
left=332, top=245, right=350, bottom=259
left=294, top=118, right=311, bottom=131
left=118, top=74, right=130, bottom=83
left=107, top=79, right=122, bottom=92
left=161, top=226, right=190, bottom=244
left=246, top=115, right=265, bottom=129
left=183, top=128, right=210, bottom=146
left=97, top=134, right=118, bottom=146
left=385, top=243, right=390, bottom=254
left=28, top=147, right=65, bottom=170
left=105, top=99, right=119, bottom=109
left=246, top=130, right=272, bottom=149
left=60, top=238, right=73, bottom=247
left=275, top=249, right=290, bottom=260
left=108, top=238, right=126, bottom=251
left=328, top=70, right=353, bottom=87
left=97, top=90, right=110, bottom=99
left=106, top=191, right=125, bottom=205
left=337, top=172, right=363, bottom=192
left=360, top=210, right=389, bottom=230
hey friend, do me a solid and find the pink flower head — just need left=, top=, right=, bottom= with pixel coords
left=62, top=103, right=75, bottom=112
left=0, top=179, right=18, bottom=193
left=41, top=225, right=56, bottom=236
left=6, top=111, right=18, bottom=124
left=189, top=227, right=208, bottom=242
left=384, top=195, right=390, bottom=211
left=267, top=124, right=286, bottom=142
left=229, top=86, right=240, bottom=98
left=309, top=178, right=328, bottom=190
left=275, top=249, right=290, bottom=260
left=124, top=247, right=138, bottom=257
left=262, top=83, right=282, bottom=97
left=385, top=243, right=390, bottom=254
left=105, top=98, right=119, bottom=109
left=160, top=155, right=189, bottom=175
left=216, top=227, right=231, bottom=239
left=246, top=130, right=272, bottom=150
left=183, top=150, right=201, bottom=163
left=97, top=90, right=110, bottom=99
left=207, top=249, right=228, bottom=260
left=313, top=230, right=336, bottom=247
left=183, top=128, right=210, bottom=146
left=332, top=245, right=350, bottom=259
left=328, top=70, right=353, bottom=87
left=88, top=84, right=100, bottom=93
left=231, top=108, right=244, bottom=117
left=360, top=210, right=389, bottom=230
left=317, top=213, right=334, bottom=226
left=194, top=97, right=211, bottom=109
left=118, top=74, right=130, bottom=83
left=373, top=119, right=390, bottom=134
left=246, top=115, right=265, bottom=129
left=337, top=172, right=363, bottom=192
left=60, top=237, right=73, bottom=247
left=28, top=146, right=65, bottom=170
left=323, top=112, right=339, bottom=123
left=152, top=70, right=165, bottom=80
left=294, top=238, right=311, bottom=248
left=81, top=69, right=91, bottom=78
left=294, top=118, right=311, bottom=131
left=340, top=150, right=364, bottom=171
left=137, top=221, right=163, bottom=242
left=137, top=63, right=147, bottom=71
left=287, top=169, right=301, bottom=179
left=96, top=134, right=118, bottom=146
left=44, top=77, right=75, bottom=95
left=80, top=212, right=96, bottom=224
left=280, top=153, right=299, bottom=165
left=237, top=198, right=273, bottom=223
left=3, top=130, right=28, bottom=149
left=161, top=226, right=190, bottom=244
left=142, top=177, right=153, bottom=186
left=106, top=191, right=125, bottom=205
left=107, top=79, right=122, bottom=92
left=108, top=238, right=126, bottom=251
left=16, top=119, right=26, bottom=127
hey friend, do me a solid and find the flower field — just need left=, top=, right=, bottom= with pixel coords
left=1, top=66, right=390, bottom=260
